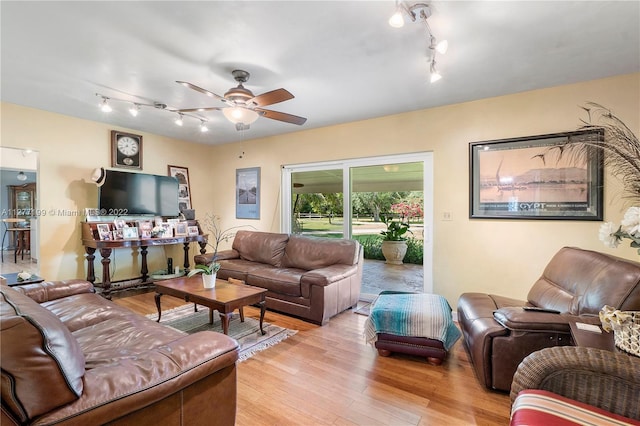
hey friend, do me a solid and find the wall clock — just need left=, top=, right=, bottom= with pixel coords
left=111, top=130, right=142, bottom=169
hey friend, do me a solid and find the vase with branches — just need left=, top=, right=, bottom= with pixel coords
left=544, top=102, right=640, bottom=254
left=188, top=213, right=253, bottom=287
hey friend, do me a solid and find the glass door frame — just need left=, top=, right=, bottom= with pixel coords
left=281, top=152, right=433, bottom=293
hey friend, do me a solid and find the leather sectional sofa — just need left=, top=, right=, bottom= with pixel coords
left=1, top=280, right=239, bottom=426
left=195, top=230, right=363, bottom=325
left=457, top=246, right=640, bottom=392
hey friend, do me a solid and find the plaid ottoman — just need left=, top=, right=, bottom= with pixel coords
left=364, top=291, right=461, bottom=365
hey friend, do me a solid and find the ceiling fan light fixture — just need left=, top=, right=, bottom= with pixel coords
left=223, top=106, right=259, bottom=125
left=175, top=113, right=184, bottom=126
left=200, top=120, right=209, bottom=132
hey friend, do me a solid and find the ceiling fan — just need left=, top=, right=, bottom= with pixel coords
left=176, top=70, right=307, bottom=131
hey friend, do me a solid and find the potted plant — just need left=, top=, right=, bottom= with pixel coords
left=380, top=215, right=411, bottom=265
left=187, top=213, right=252, bottom=288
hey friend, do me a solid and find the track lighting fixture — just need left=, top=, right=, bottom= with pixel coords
left=430, top=60, right=442, bottom=83
left=390, top=2, right=448, bottom=83
left=389, top=1, right=405, bottom=28
left=95, top=93, right=209, bottom=133
left=129, top=103, right=140, bottom=117
left=100, top=96, right=112, bottom=112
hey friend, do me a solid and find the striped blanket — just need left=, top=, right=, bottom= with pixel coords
left=364, top=292, right=461, bottom=351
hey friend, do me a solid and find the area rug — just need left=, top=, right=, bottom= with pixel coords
left=354, top=302, right=372, bottom=316
left=147, top=304, right=297, bottom=362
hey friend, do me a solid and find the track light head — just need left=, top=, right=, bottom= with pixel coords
left=100, top=97, right=112, bottom=113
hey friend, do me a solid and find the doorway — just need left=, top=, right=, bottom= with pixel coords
left=0, top=147, right=39, bottom=275
left=281, top=152, right=433, bottom=298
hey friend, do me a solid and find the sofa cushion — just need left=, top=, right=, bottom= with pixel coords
left=247, top=268, right=305, bottom=297
left=0, top=286, right=85, bottom=422
left=281, top=235, right=360, bottom=271
left=233, top=230, right=289, bottom=267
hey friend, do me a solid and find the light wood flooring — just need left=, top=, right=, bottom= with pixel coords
left=114, top=292, right=511, bottom=425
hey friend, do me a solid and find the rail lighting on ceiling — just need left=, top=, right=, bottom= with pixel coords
left=94, top=93, right=208, bottom=132
left=389, top=2, right=448, bottom=83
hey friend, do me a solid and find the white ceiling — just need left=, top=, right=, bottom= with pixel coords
left=1, top=1, right=638, bottom=146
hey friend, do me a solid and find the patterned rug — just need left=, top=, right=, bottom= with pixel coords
left=147, top=304, right=297, bottom=362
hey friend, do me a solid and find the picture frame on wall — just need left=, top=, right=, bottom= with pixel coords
left=469, top=129, right=603, bottom=220
left=236, top=167, right=260, bottom=219
left=167, top=165, right=192, bottom=211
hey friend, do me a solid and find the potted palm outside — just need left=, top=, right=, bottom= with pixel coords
left=380, top=215, right=411, bottom=265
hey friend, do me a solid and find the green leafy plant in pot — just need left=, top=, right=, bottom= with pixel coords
left=188, top=213, right=253, bottom=288
left=380, top=215, right=412, bottom=264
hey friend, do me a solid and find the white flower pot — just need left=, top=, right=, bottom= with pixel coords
left=202, top=273, right=217, bottom=289
left=381, top=241, right=408, bottom=265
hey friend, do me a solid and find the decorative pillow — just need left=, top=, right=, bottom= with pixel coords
left=0, top=286, right=85, bottom=422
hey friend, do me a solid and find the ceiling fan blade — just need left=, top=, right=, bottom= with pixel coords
left=250, top=88, right=294, bottom=107
left=174, top=107, right=223, bottom=113
left=256, top=108, right=307, bottom=125
left=176, top=81, right=227, bottom=102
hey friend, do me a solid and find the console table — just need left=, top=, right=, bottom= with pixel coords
left=81, top=220, right=207, bottom=298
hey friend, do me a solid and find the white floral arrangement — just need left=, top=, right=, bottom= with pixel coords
left=17, top=271, right=32, bottom=281
left=598, top=206, right=640, bottom=254
left=151, top=226, right=165, bottom=238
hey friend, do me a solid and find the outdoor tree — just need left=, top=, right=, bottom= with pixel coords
left=353, top=191, right=409, bottom=221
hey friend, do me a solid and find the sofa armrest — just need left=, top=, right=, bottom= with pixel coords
left=194, top=249, right=239, bottom=266
left=13, top=280, right=95, bottom=303
left=510, top=346, right=640, bottom=419
left=493, top=307, right=573, bottom=333
left=301, top=264, right=358, bottom=286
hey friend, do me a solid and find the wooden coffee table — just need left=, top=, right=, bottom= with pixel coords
left=154, top=276, right=267, bottom=335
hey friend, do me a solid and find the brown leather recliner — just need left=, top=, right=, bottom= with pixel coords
left=457, top=247, right=640, bottom=392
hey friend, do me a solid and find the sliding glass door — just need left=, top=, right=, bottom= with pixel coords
left=281, top=153, right=433, bottom=293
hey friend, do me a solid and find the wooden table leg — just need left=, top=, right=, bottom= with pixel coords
left=155, top=293, right=162, bottom=322
left=258, top=300, right=266, bottom=335
left=220, top=311, right=233, bottom=335
left=85, top=247, right=96, bottom=284
left=99, top=248, right=112, bottom=299
left=183, top=242, right=190, bottom=271
left=140, top=246, right=149, bottom=283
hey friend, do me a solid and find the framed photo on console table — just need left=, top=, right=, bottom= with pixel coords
left=236, top=167, right=260, bottom=219
left=469, top=129, right=603, bottom=220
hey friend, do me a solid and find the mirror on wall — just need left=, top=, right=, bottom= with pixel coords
left=0, top=146, right=39, bottom=276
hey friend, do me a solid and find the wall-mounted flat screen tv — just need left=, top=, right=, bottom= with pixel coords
left=99, top=170, right=179, bottom=217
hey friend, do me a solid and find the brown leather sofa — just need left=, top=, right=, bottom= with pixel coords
left=195, top=230, right=363, bottom=325
left=457, top=246, right=640, bottom=392
left=1, top=280, right=239, bottom=426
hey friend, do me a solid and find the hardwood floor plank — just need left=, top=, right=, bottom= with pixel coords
left=112, top=292, right=512, bottom=425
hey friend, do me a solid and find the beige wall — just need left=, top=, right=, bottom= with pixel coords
left=0, top=105, right=216, bottom=281
left=2, top=72, right=638, bottom=307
